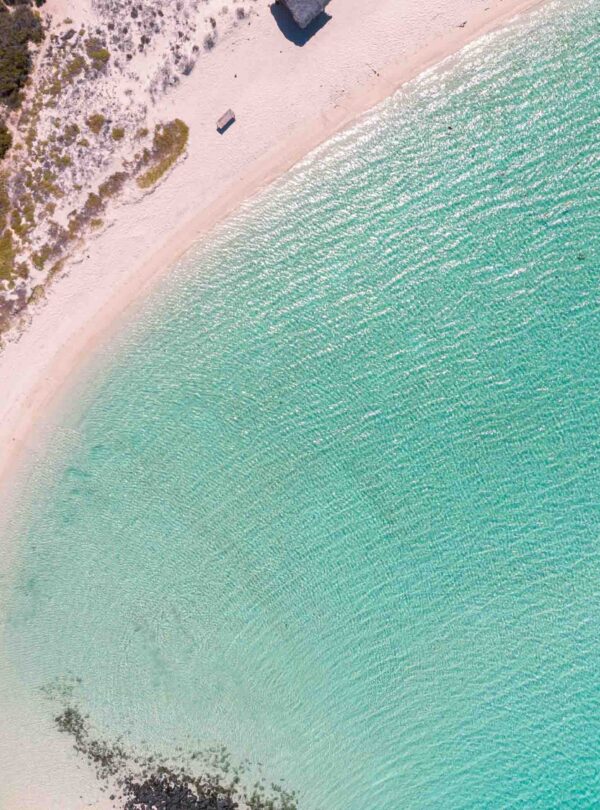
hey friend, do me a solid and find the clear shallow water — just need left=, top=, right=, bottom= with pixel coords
left=3, top=0, right=600, bottom=806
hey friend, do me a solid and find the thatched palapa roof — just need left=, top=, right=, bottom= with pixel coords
left=280, top=0, right=328, bottom=29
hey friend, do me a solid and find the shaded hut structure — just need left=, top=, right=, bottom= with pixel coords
left=279, top=0, right=328, bottom=29
left=217, top=109, right=236, bottom=133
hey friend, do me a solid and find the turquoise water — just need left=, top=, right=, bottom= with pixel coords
left=3, top=0, right=600, bottom=806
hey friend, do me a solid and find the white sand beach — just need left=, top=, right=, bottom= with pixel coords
left=0, top=0, right=547, bottom=805
left=0, top=0, right=548, bottom=492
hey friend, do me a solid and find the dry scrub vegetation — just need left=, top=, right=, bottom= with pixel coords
left=136, top=118, right=189, bottom=189
left=0, top=0, right=258, bottom=338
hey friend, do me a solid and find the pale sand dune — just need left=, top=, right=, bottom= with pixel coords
left=0, top=0, right=547, bottom=805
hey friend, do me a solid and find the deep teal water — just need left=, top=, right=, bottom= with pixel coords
left=2, top=0, right=600, bottom=806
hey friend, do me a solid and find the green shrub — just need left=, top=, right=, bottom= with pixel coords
left=91, top=48, right=110, bottom=65
left=85, top=38, right=110, bottom=67
left=98, top=171, right=127, bottom=199
left=111, top=126, right=124, bottom=141
left=0, top=120, right=12, bottom=159
left=0, top=229, right=14, bottom=281
left=0, top=175, right=9, bottom=227
left=63, top=54, right=86, bottom=81
left=32, top=243, right=52, bottom=271
left=86, top=112, right=105, bottom=134
left=137, top=119, right=189, bottom=189
left=83, top=191, right=102, bottom=216
left=0, top=5, right=44, bottom=108
left=0, top=174, right=13, bottom=281
left=62, top=122, right=80, bottom=145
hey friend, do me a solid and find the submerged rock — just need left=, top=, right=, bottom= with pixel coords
left=51, top=698, right=297, bottom=810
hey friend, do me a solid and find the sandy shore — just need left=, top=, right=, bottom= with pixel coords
left=0, top=0, right=548, bottom=805
left=0, top=0, right=548, bottom=496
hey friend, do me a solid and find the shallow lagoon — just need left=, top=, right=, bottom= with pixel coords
left=3, top=0, right=600, bottom=806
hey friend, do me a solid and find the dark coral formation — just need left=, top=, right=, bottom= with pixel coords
left=55, top=707, right=128, bottom=781
left=52, top=698, right=298, bottom=810
left=121, top=770, right=239, bottom=810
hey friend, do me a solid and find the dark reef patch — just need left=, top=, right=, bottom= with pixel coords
left=46, top=679, right=298, bottom=810
left=55, top=706, right=128, bottom=782
left=120, top=769, right=239, bottom=810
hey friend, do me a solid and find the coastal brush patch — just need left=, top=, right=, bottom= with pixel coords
left=0, top=3, right=44, bottom=108
left=0, top=230, right=13, bottom=281
left=86, top=113, right=105, bottom=135
left=61, top=122, right=80, bottom=145
left=85, top=37, right=110, bottom=68
left=0, top=120, right=12, bottom=159
left=63, top=54, right=86, bottom=81
left=136, top=118, right=189, bottom=189
left=66, top=172, right=128, bottom=240
left=0, top=0, right=254, bottom=331
left=0, top=173, right=11, bottom=238
left=32, top=242, right=52, bottom=270
left=98, top=171, right=127, bottom=199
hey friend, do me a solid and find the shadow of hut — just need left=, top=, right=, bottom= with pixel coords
left=270, top=1, right=332, bottom=46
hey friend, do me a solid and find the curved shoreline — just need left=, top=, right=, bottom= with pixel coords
left=0, top=0, right=558, bottom=806
left=0, top=0, right=548, bottom=506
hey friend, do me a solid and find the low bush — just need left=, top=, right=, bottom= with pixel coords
left=85, top=38, right=110, bottom=67
left=0, top=3, right=44, bottom=108
left=137, top=119, right=189, bottom=189
left=86, top=112, right=105, bottom=134
left=0, top=228, right=14, bottom=281
left=98, top=171, right=127, bottom=199
left=0, top=120, right=12, bottom=159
